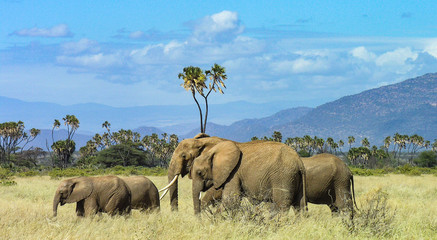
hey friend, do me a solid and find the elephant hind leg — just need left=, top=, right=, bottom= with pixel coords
left=272, top=187, right=293, bottom=212
left=334, top=190, right=354, bottom=219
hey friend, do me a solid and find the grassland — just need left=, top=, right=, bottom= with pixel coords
left=0, top=175, right=436, bottom=240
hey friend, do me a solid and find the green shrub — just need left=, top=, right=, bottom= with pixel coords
left=16, top=170, right=40, bottom=177
left=413, top=151, right=437, bottom=168
left=48, top=168, right=93, bottom=179
left=350, top=168, right=388, bottom=176
left=0, top=167, right=17, bottom=186
left=47, top=166, right=167, bottom=179
left=297, top=150, right=311, bottom=157
left=0, top=167, right=14, bottom=179
left=396, top=164, right=423, bottom=176
left=404, top=168, right=422, bottom=176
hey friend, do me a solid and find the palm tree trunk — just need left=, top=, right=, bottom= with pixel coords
left=192, top=90, right=204, bottom=133
left=203, top=96, right=209, bottom=133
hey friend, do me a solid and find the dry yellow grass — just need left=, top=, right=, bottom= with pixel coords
left=0, top=175, right=436, bottom=240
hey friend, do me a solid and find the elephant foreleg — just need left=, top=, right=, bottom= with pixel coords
left=221, top=179, right=242, bottom=212
left=83, top=199, right=99, bottom=217
left=76, top=200, right=85, bottom=217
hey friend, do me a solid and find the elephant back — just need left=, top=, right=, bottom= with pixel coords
left=94, top=176, right=131, bottom=213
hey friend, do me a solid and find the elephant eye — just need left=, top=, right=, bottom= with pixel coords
left=197, top=170, right=203, bottom=177
left=181, top=153, right=186, bottom=160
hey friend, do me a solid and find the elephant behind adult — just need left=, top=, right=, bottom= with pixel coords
left=122, top=176, right=160, bottom=212
left=162, top=134, right=306, bottom=214
left=53, top=175, right=131, bottom=217
left=303, top=153, right=357, bottom=217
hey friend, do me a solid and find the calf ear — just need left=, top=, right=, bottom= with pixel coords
left=212, top=141, right=241, bottom=188
left=65, top=178, right=93, bottom=203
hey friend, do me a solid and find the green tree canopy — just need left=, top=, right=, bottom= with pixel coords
left=413, top=151, right=437, bottom=167
left=0, top=121, right=40, bottom=164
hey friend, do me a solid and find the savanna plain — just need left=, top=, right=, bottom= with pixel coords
left=0, top=174, right=436, bottom=240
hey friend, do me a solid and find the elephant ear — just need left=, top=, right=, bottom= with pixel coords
left=211, top=141, right=241, bottom=189
left=65, top=178, right=93, bottom=203
left=194, top=133, right=210, bottom=139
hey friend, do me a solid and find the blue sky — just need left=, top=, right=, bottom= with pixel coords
left=1, top=0, right=437, bottom=109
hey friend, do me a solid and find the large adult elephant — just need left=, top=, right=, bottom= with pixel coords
left=122, top=176, right=160, bottom=212
left=161, top=134, right=306, bottom=215
left=201, top=153, right=358, bottom=218
left=53, top=175, right=131, bottom=217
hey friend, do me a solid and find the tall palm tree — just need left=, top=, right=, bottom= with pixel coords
left=384, top=136, right=391, bottom=154
left=348, top=136, right=355, bottom=150
left=326, top=137, right=334, bottom=153
left=338, top=140, right=344, bottom=154
left=361, top=137, right=370, bottom=148
left=179, top=66, right=207, bottom=133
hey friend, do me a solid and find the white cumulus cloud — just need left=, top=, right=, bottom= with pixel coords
left=191, top=10, right=244, bottom=43
left=350, top=46, right=376, bottom=62
left=423, top=39, right=437, bottom=59
left=375, top=47, right=418, bottom=67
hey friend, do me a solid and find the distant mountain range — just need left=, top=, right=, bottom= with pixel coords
left=200, top=73, right=437, bottom=145
left=0, top=96, right=295, bottom=135
left=2, top=73, right=436, bottom=149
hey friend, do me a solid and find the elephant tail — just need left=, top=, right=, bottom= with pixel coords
left=301, top=167, right=308, bottom=212
left=350, top=176, right=359, bottom=211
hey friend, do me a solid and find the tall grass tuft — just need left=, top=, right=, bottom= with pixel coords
left=343, top=187, right=396, bottom=238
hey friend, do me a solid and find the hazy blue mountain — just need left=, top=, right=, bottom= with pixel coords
left=132, top=126, right=164, bottom=137
left=0, top=97, right=296, bottom=134
left=181, top=107, right=313, bottom=141
left=28, top=129, right=92, bottom=151
left=275, top=73, right=437, bottom=145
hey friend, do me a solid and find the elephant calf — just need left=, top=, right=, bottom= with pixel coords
left=201, top=153, right=357, bottom=218
left=122, top=176, right=160, bottom=212
left=53, top=175, right=131, bottom=217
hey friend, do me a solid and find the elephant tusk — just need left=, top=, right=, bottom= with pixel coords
left=158, top=175, right=179, bottom=192
left=159, top=188, right=169, bottom=200
left=199, top=192, right=202, bottom=200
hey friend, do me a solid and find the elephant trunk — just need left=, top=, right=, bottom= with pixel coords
left=167, top=162, right=180, bottom=211
left=53, top=192, right=61, bottom=217
left=192, top=182, right=202, bottom=215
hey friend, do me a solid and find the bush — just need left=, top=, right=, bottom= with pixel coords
left=48, top=168, right=102, bottom=179
left=16, top=170, right=40, bottom=177
left=396, top=164, right=421, bottom=176
left=47, top=166, right=167, bottom=179
left=350, top=167, right=390, bottom=176
left=343, top=188, right=396, bottom=238
left=413, top=151, right=437, bottom=168
left=94, top=144, right=151, bottom=168
left=0, top=167, right=17, bottom=186
left=297, top=150, right=311, bottom=157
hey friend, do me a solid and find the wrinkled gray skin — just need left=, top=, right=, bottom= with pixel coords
left=53, top=175, right=131, bottom=217
left=201, top=153, right=357, bottom=218
left=167, top=134, right=306, bottom=215
left=122, top=176, right=160, bottom=212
